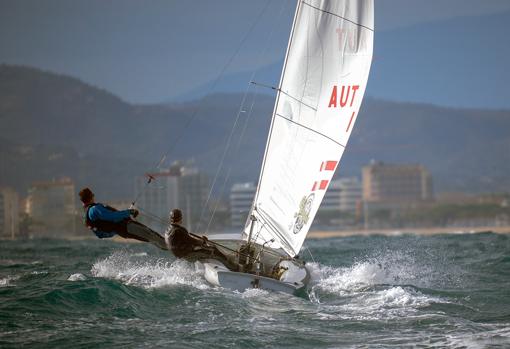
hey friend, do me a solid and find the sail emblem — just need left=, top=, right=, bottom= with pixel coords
left=292, top=193, right=315, bottom=235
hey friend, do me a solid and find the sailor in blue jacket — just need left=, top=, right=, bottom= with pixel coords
left=79, top=187, right=167, bottom=249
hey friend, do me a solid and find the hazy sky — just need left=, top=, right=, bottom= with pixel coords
left=1, top=0, right=510, bottom=104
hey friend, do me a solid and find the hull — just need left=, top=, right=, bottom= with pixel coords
left=201, top=259, right=309, bottom=295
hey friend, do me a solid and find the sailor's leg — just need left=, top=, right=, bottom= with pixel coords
left=118, top=230, right=150, bottom=242
left=211, top=248, right=239, bottom=272
left=184, top=246, right=239, bottom=271
left=114, top=221, right=149, bottom=242
left=125, top=221, right=168, bottom=250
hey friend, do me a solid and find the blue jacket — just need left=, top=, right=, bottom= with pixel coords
left=86, top=204, right=132, bottom=238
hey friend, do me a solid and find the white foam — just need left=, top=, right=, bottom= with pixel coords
left=313, top=285, right=445, bottom=321
left=0, top=275, right=19, bottom=287
left=307, top=250, right=450, bottom=318
left=68, top=273, right=87, bottom=281
left=309, top=249, right=440, bottom=294
left=91, top=250, right=209, bottom=290
left=239, top=288, right=269, bottom=299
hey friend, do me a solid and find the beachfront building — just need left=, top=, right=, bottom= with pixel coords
left=339, top=177, right=362, bottom=213
left=362, top=162, right=433, bottom=202
left=0, top=187, right=20, bottom=239
left=27, top=178, right=76, bottom=236
left=135, top=162, right=208, bottom=232
left=320, top=177, right=362, bottom=213
left=230, top=182, right=256, bottom=228
left=362, top=162, right=434, bottom=228
left=316, top=177, right=362, bottom=227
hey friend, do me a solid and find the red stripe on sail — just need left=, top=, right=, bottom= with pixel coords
left=325, top=161, right=337, bottom=171
left=320, top=162, right=324, bottom=171
left=311, top=182, right=317, bottom=191
left=319, top=180, right=329, bottom=190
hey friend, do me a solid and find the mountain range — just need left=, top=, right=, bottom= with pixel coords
left=0, top=64, right=509, bottom=201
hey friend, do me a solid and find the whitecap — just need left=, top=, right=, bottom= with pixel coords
left=0, top=275, right=19, bottom=287
left=68, top=273, right=87, bottom=281
left=314, top=286, right=446, bottom=321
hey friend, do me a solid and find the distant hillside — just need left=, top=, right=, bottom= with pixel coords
left=0, top=65, right=509, bottom=199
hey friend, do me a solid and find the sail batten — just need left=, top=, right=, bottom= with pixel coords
left=245, top=0, right=374, bottom=257
left=275, top=113, right=346, bottom=148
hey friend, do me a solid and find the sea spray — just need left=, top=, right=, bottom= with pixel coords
left=91, top=250, right=209, bottom=290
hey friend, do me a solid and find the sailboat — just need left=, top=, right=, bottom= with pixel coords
left=199, top=0, right=374, bottom=294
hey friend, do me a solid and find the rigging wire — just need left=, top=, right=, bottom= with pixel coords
left=131, top=0, right=274, bottom=209
left=131, top=0, right=298, bottom=260
left=203, top=90, right=259, bottom=234
left=305, top=245, right=316, bottom=264
left=136, top=207, right=288, bottom=260
left=198, top=0, right=292, bottom=234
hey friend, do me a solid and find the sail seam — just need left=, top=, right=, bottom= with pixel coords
left=301, top=1, right=374, bottom=32
left=276, top=113, right=346, bottom=148
left=279, top=89, right=317, bottom=111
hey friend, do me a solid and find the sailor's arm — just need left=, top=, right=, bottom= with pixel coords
left=189, top=232, right=209, bottom=246
left=89, top=205, right=137, bottom=222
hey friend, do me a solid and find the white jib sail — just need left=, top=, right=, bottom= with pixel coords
left=243, top=0, right=374, bottom=257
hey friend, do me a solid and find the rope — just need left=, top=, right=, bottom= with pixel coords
left=305, top=245, right=316, bottom=264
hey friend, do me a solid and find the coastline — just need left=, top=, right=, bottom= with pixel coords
left=308, top=226, right=510, bottom=239
left=3, top=226, right=510, bottom=242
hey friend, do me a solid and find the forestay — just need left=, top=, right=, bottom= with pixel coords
left=244, top=0, right=374, bottom=257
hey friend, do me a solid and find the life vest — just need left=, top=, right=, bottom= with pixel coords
left=83, top=203, right=127, bottom=235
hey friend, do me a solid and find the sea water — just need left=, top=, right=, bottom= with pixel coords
left=1, top=232, right=509, bottom=348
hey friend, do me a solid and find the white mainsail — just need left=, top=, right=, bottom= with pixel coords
left=244, top=0, right=374, bottom=257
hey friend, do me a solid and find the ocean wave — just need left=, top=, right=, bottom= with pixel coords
left=314, top=286, right=446, bottom=321
left=443, top=325, right=510, bottom=348
left=308, top=245, right=464, bottom=294
left=306, top=250, right=453, bottom=318
left=307, top=254, right=421, bottom=293
left=90, top=250, right=209, bottom=290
